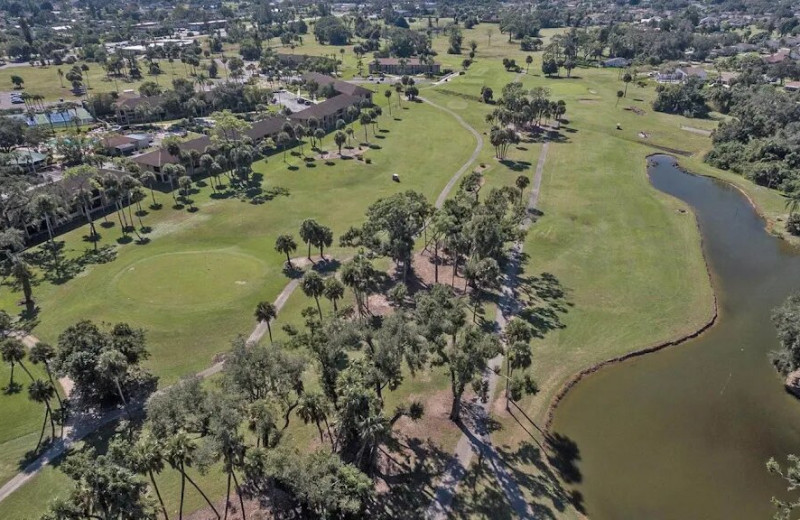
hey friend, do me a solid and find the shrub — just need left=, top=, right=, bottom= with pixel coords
left=787, top=213, right=800, bottom=236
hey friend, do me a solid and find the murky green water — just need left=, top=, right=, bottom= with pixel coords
left=551, top=155, right=800, bottom=519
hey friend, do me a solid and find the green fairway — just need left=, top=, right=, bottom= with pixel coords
left=113, top=250, right=268, bottom=307
left=0, top=60, right=200, bottom=102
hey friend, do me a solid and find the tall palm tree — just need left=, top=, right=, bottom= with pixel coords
left=296, top=390, right=333, bottom=447
left=1, top=338, right=27, bottom=389
left=359, top=113, right=371, bottom=144
left=139, top=171, right=159, bottom=208
left=27, top=193, right=63, bottom=266
left=29, top=342, right=64, bottom=410
left=384, top=89, right=392, bottom=115
left=131, top=432, right=170, bottom=520
left=274, top=233, right=297, bottom=267
left=323, top=277, right=344, bottom=312
left=11, top=258, right=35, bottom=315
left=515, top=175, right=530, bottom=204
left=301, top=271, right=325, bottom=320
left=165, top=431, right=221, bottom=520
left=0, top=338, right=34, bottom=386
left=28, top=379, right=56, bottom=450
left=254, top=301, right=277, bottom=343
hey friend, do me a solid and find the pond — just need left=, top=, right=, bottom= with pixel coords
left=551, top=154, right=800, bottom=519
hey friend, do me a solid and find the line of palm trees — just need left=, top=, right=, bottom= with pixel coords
left=1, top=337, right=65, bottom=451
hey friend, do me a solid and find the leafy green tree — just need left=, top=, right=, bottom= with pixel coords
left=772, top=293, right=800, bottom=375
left=360, top=191, right=431, bottom=281
left=55, top=321, right=155, bottom=408
left=415, top=285, right=500, bottom=420
left=463, top=257, right=501, bottom=322
left=96, top=349, right=134, bottom=419
left=768, top=455, right=800, bottom=520
left=223, top=338, right=306, bottom=431
left=41, top=448, right=157, bottom=520
left=503, top=318, right=533, bottom=408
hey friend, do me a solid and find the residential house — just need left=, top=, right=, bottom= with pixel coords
left=131, top=135, right=212, bottom=179
left=785, top=81, right=800, bottom=92
left=301, top=72, right=373, bottom=102
left=114, top=93, right=167, bottom=124
left=289, top=94, right=363, bottom=129
left=101, top=133, right=152, bottom=156
left=656, top=67, right=707, bottom=84
left=368, top=57, right=441, bottom=75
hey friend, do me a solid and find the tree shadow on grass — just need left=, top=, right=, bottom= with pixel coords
left=511, top=271, right=573, bottom=339
left=369, top=437, right=456, bottom=519
left=499, top=159, right=531, bottom=172
left=23, top=243, right=117, bottom=285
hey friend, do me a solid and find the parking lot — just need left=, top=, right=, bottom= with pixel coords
left=0, top=90, right=27, bottom=110
left=273, top=89, right=315, bottom=114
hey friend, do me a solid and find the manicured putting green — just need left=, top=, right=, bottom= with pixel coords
left=114, top=251, right=266, bottom=307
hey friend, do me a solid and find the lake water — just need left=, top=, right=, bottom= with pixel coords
left=551, top=155, right=800, bottom=519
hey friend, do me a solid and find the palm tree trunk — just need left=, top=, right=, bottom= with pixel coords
left=114, top=378, right=132, bottom=420
left=44, top=364, right=64, bottom=411
left=315, top=297, right=322, bottom=321
left=149, top=470, right=170, bottom=520
left=266, top=322, right=273, bottom=343
left=232, top=470, right=246, bottom=520
left=223, top=471, right=232, bottom=520
left=45, top=400, right=56, bottom=440
left=35, top=407, right=49, bottom=451
left=178, top=463, right=186, bottom=520
left=19, top=361, right=35, bottom=383
left=183, top=471, right=221, bottom=519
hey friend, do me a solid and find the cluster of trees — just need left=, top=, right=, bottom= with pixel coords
left=313, top=15, right=351, bottom=46
left=652, top=77, right=710, bottom=118
left=484, top=82, right=566, bottom=159
left=771, top=292, right=800, bottom=376
left=704, top=83, right=800, bottom=233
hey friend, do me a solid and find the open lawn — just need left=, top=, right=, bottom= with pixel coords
left=0, top=59, right=201, bottom=103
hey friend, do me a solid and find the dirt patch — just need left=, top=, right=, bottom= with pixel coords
left=317, top=146, right=367, bottom=161
left=411, top=250, right=468, bottom=295
left=577, top=98, right=600, bottom=104
left=624, top=106, right=646, bottom=115
left=681, top=125, right=712, bottom=137
left=366, top=292, right=394, bottom=316
left=185, top=496, right=274, bottom=520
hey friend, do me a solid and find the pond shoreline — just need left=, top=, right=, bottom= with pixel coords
left=544, top=154, right=722, bottom=432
